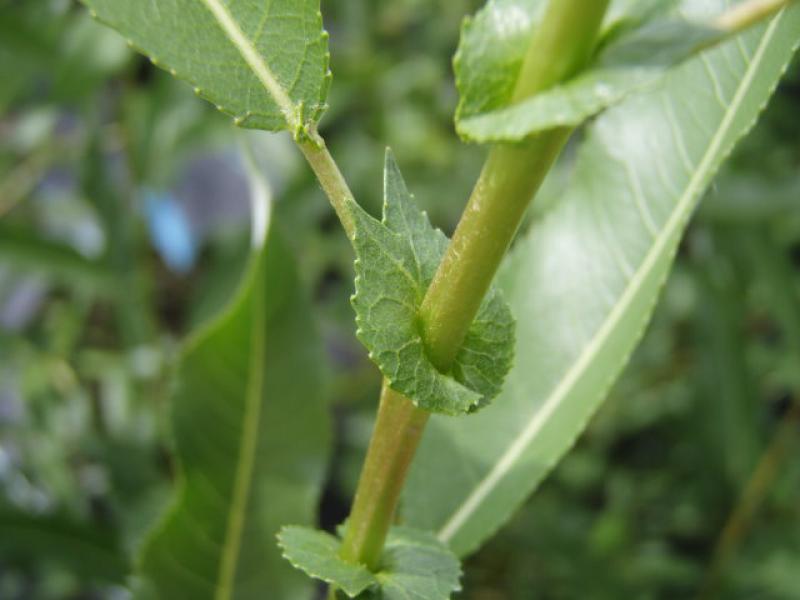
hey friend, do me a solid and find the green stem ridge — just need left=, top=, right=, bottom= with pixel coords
left=293, top=0, right=795, bottom=588
left=330, top=0, right=613, bottom=575
left=338, top=384, right=430, bottom=570
left=299, top=139, right=359, bottom=240
left=419, top=0, right=612, bottom=365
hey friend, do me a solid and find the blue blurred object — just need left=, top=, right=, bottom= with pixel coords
left=143, top=189, right=197, bottom=274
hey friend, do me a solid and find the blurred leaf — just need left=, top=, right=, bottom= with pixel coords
left=123, top=73, right=230, bottom=188
left=0, top=225, right=113, bottom=292
left=81, top=132, right=155, bottom=347
left=0, top=3, right=129, bottom=106
left=0, top=507, right=128, bottom=583
left=404, top=3, right=800, bottom=557
left=700, top=170, right=800, bottom=221
left=350, top=152, right=514, bottom=415
left=690, top=233, right=760, bottom=485
left=83, top=0, right=332, bottom=135
left=135, top=212, right=331, bottom=599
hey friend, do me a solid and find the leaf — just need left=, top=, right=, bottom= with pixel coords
left=278, top=526, right=462, bottom=599
left=278, top=527, right=375, bottom=597
left=82, top=0, right=331, bottom=137
left=690, top=228, right=760, bottom=486
left=367, top=527, right=462, bottom=600
left=0, top=224, right=113, bottom=293
left=350, top=151, right=514, bottom=415
left=0, top=2, right=130, bottom=106
left=454, top=0, right=743, bottom=142
left=0, top=507, right=128, bottom=583
left=404, top=2, right=800, bottom=556
left=135, top=204, right=331, bottom=598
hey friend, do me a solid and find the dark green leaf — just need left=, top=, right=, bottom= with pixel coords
left=350, top=151, right=514, bottom=415
left=135, top=206, right=331, bottom=599
left=0, top=508, right=128, bottom=583
left=83, top=0, right=331, bottom=137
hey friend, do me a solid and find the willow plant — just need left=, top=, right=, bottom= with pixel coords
left=81, top=0, right=800, bottom=597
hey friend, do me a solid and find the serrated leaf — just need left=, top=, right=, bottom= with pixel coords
left=350, top=151, right=514, bottom=416
left=368, top=528, right=462, bottom=600
left=279, top=526, right=461, bottom=599
left=135, top=204, right=330, bottom=598
left=278, top=527, right=376, bottom=597
left=454, top=0, right=746, bottom=142
left=405, top=2, right=800, bottom=556
left=82, top=0, right=331, bottom=136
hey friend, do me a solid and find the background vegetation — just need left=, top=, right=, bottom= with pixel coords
left=0, top=0, right=798, bottom=597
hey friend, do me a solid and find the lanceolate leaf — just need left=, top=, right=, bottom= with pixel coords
left=350, top=152, right=514, bottom=415
left=83, top=0, right=331, bottom=137
left=404, top=3, right=800, bottom=556
left=135, top=205, right=330, bottom=598
left=454, top=0, right=758, bottom=142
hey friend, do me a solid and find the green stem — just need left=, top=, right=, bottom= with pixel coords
left=713, top=0, right=796, bottom=33
left=338, top=383, right=430, bottom=569
left=299, top=0, right=795, bottom=586
left=335, top=0, right=612, bottom=573
left=418, top=135, right=568, bottom=369
left=420, top=0, right=611, bottom=369
left=298, top=138, right=358, bottom=240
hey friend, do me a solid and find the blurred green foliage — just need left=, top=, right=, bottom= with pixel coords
left=0, top=0, right=798, bottom=598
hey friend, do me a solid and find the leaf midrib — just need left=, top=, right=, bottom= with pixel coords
left=436, top=13, right=784, bottom=547
left=199, top=0, right=297, bottom=129
left=215, top=266, right=267, bottom=600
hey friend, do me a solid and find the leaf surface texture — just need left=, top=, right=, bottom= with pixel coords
left=405, top=1, right=800, bottom=556
left=83, top=0, right=331, bottom=134
left=350, top=152, right=514, bottom=415
left=279, top=526, right=461, bottom=599
left=455, top=0, right=744, bottom=142
left=136, top=217, right=330, bottom=599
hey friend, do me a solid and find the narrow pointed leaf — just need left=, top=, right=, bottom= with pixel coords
left=135, top=218, right=330, bottom=598
left=405, top=3, right=800, bottom=556
left=350, top=152, right=514, bottom=415
left=82, top=0, right=331, bottom=136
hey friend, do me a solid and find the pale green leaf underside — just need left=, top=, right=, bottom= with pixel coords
left=135, top=223, right=330, bottom=599
left=405, top=1, right=800, bottom=556
left=455, top=0, right=730, bottom=142
left=278, top=527, right=374, bottom=597
left=350, top=152, right=514, bottom=416
left=83, top=0, right=331, bottom=135
left=278, top=526, right=461, bottom=599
